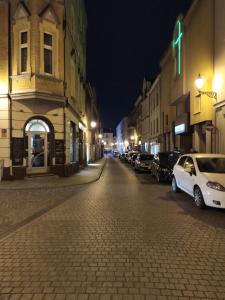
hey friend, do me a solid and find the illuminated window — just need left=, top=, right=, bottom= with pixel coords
left=44, top=33, right=53, bottom=74
left=20, top=31, right=28, bottom=73
left=25, top=119, right=50, bottom=133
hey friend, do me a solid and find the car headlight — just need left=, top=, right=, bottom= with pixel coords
left=206, top=181, right=225, bottom=192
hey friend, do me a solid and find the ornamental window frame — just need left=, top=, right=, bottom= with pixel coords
left=39, top=17, right=59, bottom=79
left=19, top=30, right=29, bottom=74
left=43, top=32, right=54, bottom=75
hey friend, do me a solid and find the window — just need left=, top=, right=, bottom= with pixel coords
left=196, top=158, right=225, bottom=174
left=44, top=33, right=53, bottom=74
left=20, top=31, right=28, bottom=73
left=71, top=59, right=75, bottom=98
left=25, top=119, right=50, bottom=133
left=178, top=156, right=187, bottom=167
left=156, top=118, right=159, bottom=133
left=166, top=114, right=168, bottom=126
left=70, top=122, right=76, bottom=162
left=184, top=157, right=196, bottom=175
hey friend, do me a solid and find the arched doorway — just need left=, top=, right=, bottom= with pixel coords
left=25, top=118, right=52, bottom=174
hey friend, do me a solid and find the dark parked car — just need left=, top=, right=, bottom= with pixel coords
left=131, top=154, right=138, bottom=167
left=134, top=153, right=155, bottom=172
left=127, top=151, right=139, bottom=164
left=151, top=151, right=181, bottom=182
left=119, top=152, right=128, bottom=162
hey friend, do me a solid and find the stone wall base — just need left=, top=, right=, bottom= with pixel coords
left=51, top=163, right=79, bottom=177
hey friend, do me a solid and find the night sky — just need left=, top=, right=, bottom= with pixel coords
left=85, top=0, right=192, bottom=131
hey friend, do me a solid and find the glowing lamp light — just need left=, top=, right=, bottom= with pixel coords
left=195, top=74, right=204, bottom=90
left=124, top=140, right=129, bottom=146
left=98, top=134, right=103, bottom=139
left=138, top=140, right=142, bottom=145
left=90, top=121, right=97, bottom=128
left=130, top=135, right=135, bottom=140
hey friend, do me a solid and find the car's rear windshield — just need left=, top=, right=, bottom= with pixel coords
left=140, top=155, right=154, bottom=160
left=196, top=157, right=225, bottom=173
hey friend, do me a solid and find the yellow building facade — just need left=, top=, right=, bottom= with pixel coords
left=161, top=0, right=215, bottom=153
left=0, top=0, right=87, bottom=179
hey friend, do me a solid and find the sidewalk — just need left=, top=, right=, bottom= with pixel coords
left=0, top=158, right=106, bottom=190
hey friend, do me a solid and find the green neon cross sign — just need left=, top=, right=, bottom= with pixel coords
left=172, top=18, right=183, bottom=75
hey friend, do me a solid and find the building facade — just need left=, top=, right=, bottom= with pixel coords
left=149, top=75, right=161, bottom=154
left=141, top=78, right=151, bottom=152
left=0, top=0, right=89, bottom=180
left=116, top=117, right=129, bottom=153
left=86, top=83, right=102, bottom=162
left=214, top=0, right=225, bottom=154
left=102, top=131, right=114, bottom=153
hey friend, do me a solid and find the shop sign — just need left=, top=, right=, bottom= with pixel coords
left=175, top=123, right=185, bottom=135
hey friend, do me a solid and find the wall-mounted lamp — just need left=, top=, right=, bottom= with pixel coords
left=90, top=121, right=97, bottom=128
left=195, top=74, right=217, bottom=101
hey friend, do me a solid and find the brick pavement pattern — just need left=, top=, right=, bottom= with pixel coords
left=1, top=158, right=225, bottom=300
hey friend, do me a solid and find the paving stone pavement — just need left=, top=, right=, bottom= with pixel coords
left=0, top=159, right=106, bottom=190
left=1, top=158, right=225, bottom=300
left=0, top=159, right=105, bottom=239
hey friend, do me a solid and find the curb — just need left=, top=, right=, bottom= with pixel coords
left=0, top=159, right=107, bottom=191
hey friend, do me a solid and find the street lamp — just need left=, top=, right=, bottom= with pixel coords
left=195, top=74, right=217, bottom=101
left=90, top=121, right=97, bottom=128
left=98, top=134, right=103, bottom=139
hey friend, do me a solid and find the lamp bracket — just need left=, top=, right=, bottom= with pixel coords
left=197, top=90, right=217, bottom=101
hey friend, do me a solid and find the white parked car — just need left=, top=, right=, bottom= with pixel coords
left=172, top=154, right=225, bottom=209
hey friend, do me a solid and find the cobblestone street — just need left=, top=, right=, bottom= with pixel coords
left=1, top=157, right=225, bottom=299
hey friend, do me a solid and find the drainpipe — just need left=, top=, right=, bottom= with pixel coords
left=63, top=2, right=67, bottom=166
left=8, top=2, right=13, bottom=172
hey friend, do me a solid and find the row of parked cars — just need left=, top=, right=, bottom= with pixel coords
left=119, top=151, right=180, bottom=182
left=119, top=151, right=225, bottom=210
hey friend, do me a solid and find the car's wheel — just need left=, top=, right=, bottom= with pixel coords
left=194, top=186, right=206, bottom=209
left=172, top=177, right=180, bottom=192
